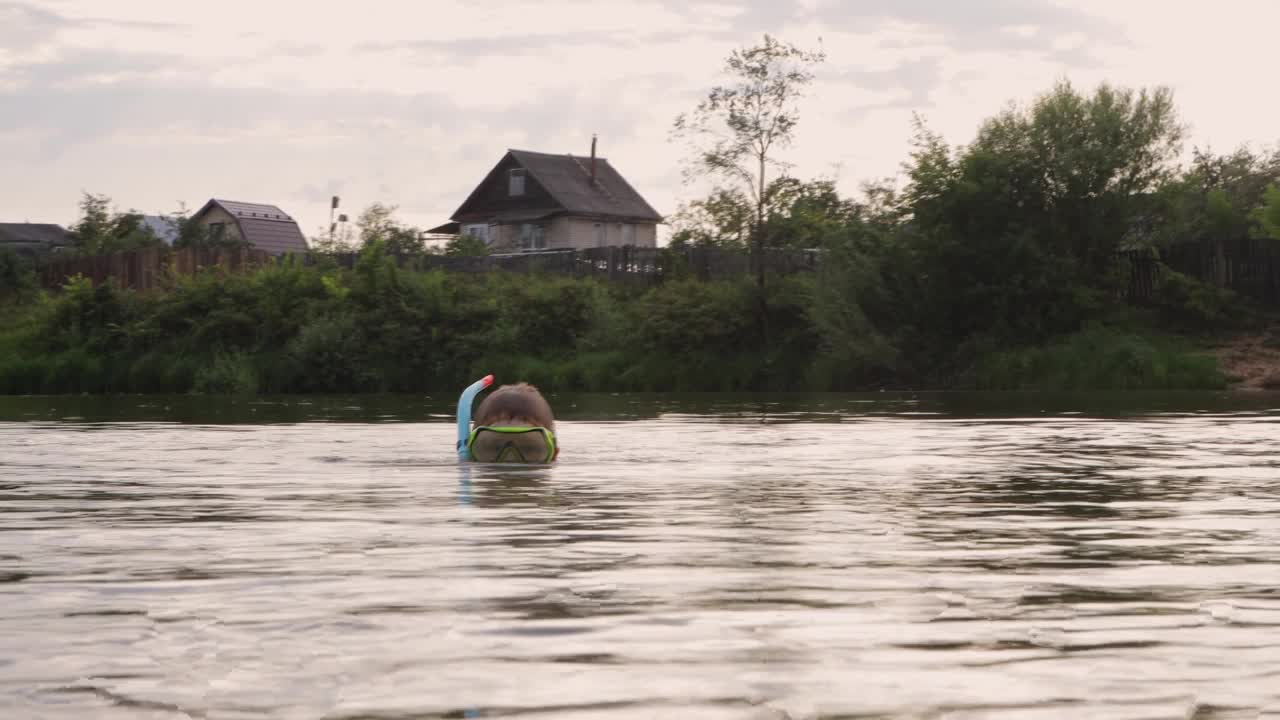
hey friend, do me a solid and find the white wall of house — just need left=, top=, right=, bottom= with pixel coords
left=484, top=217, right=659, bottom=252
left=632, top=222, right=657, bottom=248
left=547, top=217, right=658, bottom=250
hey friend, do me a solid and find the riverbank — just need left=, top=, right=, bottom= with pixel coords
left=0, top=257, right=1256, bottom=396
left=1210, top=325, right=1280, bottom=391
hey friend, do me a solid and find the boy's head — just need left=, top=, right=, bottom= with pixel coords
left=469, top=383, right=557, bottom=463
left=474, top=382, right=555, bottom=429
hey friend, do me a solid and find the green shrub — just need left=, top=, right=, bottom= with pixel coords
left=0, top=246, right=1256, bottom=396
left=1152, top=269, right=1250, bottom=333
left=0, top=248, right=37, bottom=302
left=287, top=314, right=374, bottom=393
left=192, top=352, right=259, bottom=395
left=962, top=326, right=1226, bottom=391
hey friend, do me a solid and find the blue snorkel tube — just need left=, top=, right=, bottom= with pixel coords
left=456, top=374, right=495, bottom=461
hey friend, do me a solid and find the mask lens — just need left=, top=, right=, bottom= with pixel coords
left=469, top=428, right=553, bottom=463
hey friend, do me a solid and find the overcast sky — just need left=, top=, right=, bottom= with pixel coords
left=2, top=0, right=1278, bottom=241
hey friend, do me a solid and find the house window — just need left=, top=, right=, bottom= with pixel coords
left=621, top=223, right=635, bottom=246
left=463, top=223, right=489, bottom=244
left=208, top=222, right=226, bottom=242
left=508, top=168, right=526, bottom=197
left=593, top=222, right=605, bottom=247
left=520, top=223, right=546, bottom=251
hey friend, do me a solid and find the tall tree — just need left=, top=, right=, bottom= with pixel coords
left=1254, top=184, right=1280, bottom=241
left=897, top=81, right=1185, bottom=350
left=70, top=192, right=163, bottom=255
left=670, top=177, right=868, bottom=252
left=356, top=203, right=425, bottom=256
left=70, top=193, right=115, bottom=255
left=672, top=34, right=825, bottom=290
left=668, top=188, right=754, bottom=250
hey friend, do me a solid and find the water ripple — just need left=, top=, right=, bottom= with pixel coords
left=3, top=395, right=1280, bottom=718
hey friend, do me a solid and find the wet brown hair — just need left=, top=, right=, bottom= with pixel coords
left=474, top=383, right=555, bottom=430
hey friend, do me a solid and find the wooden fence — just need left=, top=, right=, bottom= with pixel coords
left=40, top=246, right=273, bottom=290
left=39, top=245, right=821, bottom=291
left=322, top=246, right=823, bottom=284
left=43, top=238, right=1280, bottom=307
left=1123, top=237, right=1280, bottom=306
left=360, top=243, right=819, bottom=283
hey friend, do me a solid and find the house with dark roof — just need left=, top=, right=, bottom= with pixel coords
left=190, top=199, right=309, bottom=255
left=434, top=143, right=663, bottom=251
left=0, top=223, right=75, bottom=256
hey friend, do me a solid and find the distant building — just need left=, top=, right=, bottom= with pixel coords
left=189, top=199, right=309, bottom=255
left=431, top=144, right=663, bottom=252
left=139, top=215, right=180, bottom=246
left=0, top=223, right=75, bottom=256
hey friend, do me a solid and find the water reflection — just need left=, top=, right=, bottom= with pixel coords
left=5, top=389, right=1280, bottom=425
left=3, top=396, right=1280, bottom=718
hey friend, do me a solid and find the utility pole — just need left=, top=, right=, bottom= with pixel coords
left=329, top=195, right=340, bottom=244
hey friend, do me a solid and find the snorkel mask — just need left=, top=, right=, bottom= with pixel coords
left=467, top=426, right=558, bottom=463
left=456, top=375, right=559, bottom=464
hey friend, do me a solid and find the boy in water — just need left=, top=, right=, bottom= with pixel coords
left=466, top=382, right=559, bottom=463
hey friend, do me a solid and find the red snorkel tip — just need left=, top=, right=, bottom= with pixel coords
left=482, top=374, right=495, bottom=388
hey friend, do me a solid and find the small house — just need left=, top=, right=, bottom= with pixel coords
left=190, top=199, right=309, bottom=255
left=0, top=223, right=75, bottom=256
left=433, top=143, right=663, bottom=251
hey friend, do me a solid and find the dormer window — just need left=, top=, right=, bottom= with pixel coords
left=508, top=168, right=526, bottom=196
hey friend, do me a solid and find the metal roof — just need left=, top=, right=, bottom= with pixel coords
left=451, top=150, right=663, bottom=224
left=139, top=215, right=179, bottom=245
left=192, top=199, right=309, bottom=255
left=0, top=223, right=74, bottom=247
left=213, top=200, right=297, bottom=221
left=508, top=150, right=663, bottom=222
left=427, top=221, right=460, bottom=235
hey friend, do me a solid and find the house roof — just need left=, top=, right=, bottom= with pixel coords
left=452, top=149, right=664, bottom=224
left=139, top=215, right=179, bottom=245
left=0, top=223, right=74, bottom=247
left=192, top=199, right=309, bottom=255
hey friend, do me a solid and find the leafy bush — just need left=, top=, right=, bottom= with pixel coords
left=192, top=352, right=259, bottom=395
left=961, top=326, right=1225, bottom=391
left=1151, top=269, right=1250, bottom=333
left=0, top=248, right=37, bottom=302
left=287, top=314, right=373, bottom=393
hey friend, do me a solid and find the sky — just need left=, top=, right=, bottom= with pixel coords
left=2, top=0, right=1279, bottom=242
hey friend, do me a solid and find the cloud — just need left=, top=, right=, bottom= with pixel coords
left=3, top=46, right=185, bottom=88
left=360, top=31, right=594, bottom=57
left=0, top=64, right=464, bottom=157
left=356, top=27, right=691, bottom=68
left=295, top=180, right=347, bottom=208
left=0, top=0, right=1141, bottom=238
left=843, top=56, right=943, bottom=109
left=0, top=1, right=71, bottom=50
left=0, top=0, right=182, bottom=52
left=644, top=0, right=1123, bottom=57
left=271, top=43, right=328, bottom=59
left=817, top=0, right=1121, bottom=44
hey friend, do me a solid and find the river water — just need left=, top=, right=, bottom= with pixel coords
left=3, top=392, right=1280, bottom=719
